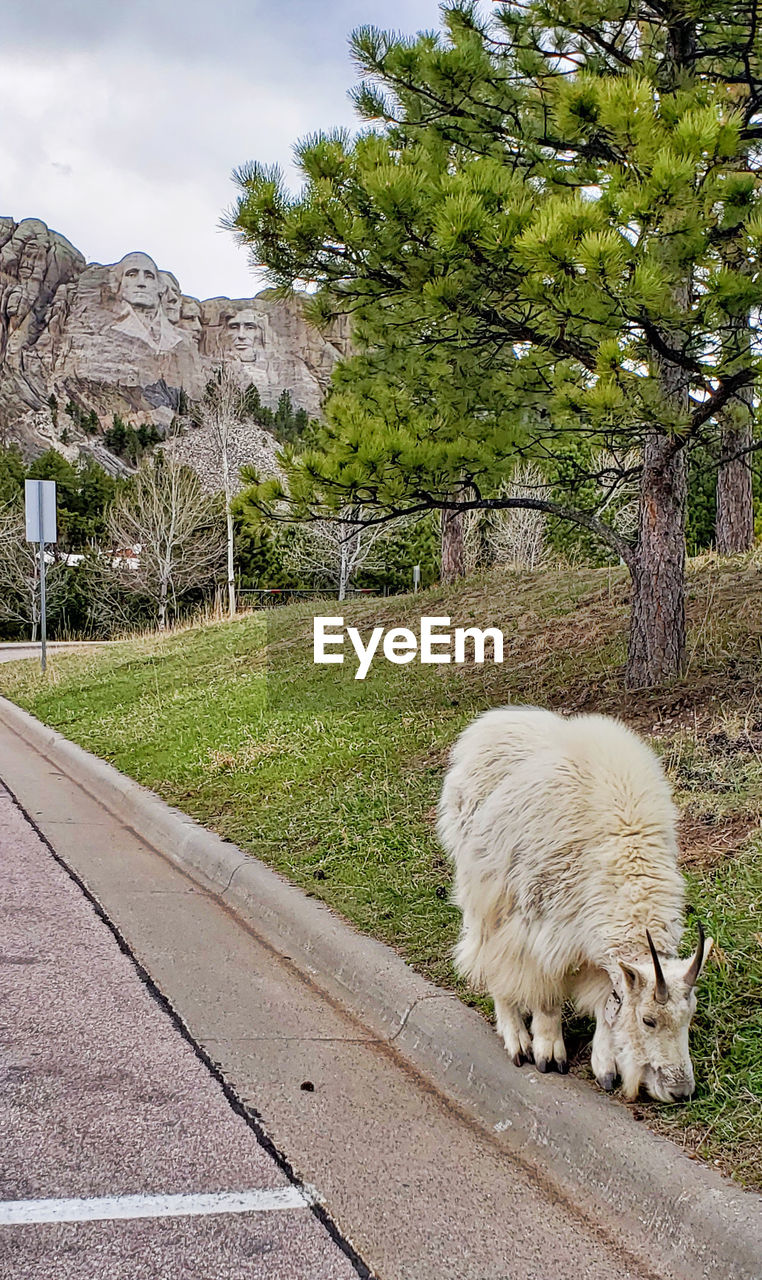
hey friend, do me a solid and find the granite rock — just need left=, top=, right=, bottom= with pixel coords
left=0, top=216, right=347, bottom=481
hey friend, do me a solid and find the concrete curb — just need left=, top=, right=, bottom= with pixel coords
left=1, top=694, right=760, bottom=1280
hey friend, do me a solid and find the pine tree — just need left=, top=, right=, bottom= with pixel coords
left=104, top=415, right=128, bottom=457
left=229, top=1, right=762, bottom=685
left=516, top=2, right=762, bottom=555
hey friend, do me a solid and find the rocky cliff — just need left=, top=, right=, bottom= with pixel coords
left=0, top=216, right=348, bottom=475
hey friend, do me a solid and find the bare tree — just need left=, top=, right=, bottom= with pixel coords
left=715, top=161, right=755, bottom=556
left=195, top=364, right=247, bottom=618
left=490, top=465, right=549, bottom=571
left=462, top=506, right=485, bottom=575
left=106, top=454, right=225, bottom=630
left=716, top=400, right=755, bottom=554
left=282, top=506, right=391, bottom=600
left=593, top=449, right=640, bottom=540
left=0, top=503, right=67, bottom=638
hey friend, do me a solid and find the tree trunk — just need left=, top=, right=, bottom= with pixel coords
left=440, top=504, right=465, bottom=584
left=158, top=578, right=168, bottom=631
left=226, top=503, right=236, bottom=618
left=625, top=77, right=692, bottom=700
left=338, top=521, right=358, bottom=601
left=716, top=412, right=754, bottom=554
left=626, top=433, right=687, bottom=688
left=31, top=561, right=39, bottom=641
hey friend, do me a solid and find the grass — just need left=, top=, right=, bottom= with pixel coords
left=2, top=554, right=761, bottom=1187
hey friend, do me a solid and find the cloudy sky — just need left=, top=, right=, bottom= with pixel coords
left=1, top=0, right=451, bottom=301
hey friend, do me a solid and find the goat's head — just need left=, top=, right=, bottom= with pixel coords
left=605, top=922, right=713, bottom=1103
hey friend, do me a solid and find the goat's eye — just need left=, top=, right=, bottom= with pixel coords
left=642, top=1016, right=657, bottom=1028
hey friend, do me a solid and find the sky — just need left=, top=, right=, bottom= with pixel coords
left=1, top=0, right=450, bottom=301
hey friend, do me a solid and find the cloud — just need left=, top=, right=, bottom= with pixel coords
left=2, top=1, right=447, bottom=299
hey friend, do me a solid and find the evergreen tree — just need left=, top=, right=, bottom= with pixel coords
left=27, top=450, right=79, bottom=538
left=74, top=459, right=119, bottom=543
left=0, top=446, right=25, bottom=504
left=104, top=414, right=129, bottom=457
left=514, top=3, right=762, bottom=554
left=229, top=1, right=762, bottom=686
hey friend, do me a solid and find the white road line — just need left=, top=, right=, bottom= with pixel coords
left=0, top=1187, right=314, bottom=1226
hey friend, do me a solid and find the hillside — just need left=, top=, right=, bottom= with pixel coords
left=0, top=215, right=347, bottom=468
left=2, top=555, right=761, bottom=1185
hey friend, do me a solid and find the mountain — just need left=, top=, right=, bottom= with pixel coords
left=0, top=216, right=348, bottom=474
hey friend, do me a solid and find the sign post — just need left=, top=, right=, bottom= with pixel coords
left=25, top=479, right=57, bottom=673
left=413, top=564, right=421, bottom=593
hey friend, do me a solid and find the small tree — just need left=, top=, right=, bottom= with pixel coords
left=0, top=446, right=25, bottom=504
left=107, top=454, right=225, bottom=630
left=196, top=365, right=248, bottom=619
left=0, top=504, right=67, bottom=640
left=462, top=506, right=484, bottom=575
left=282, top=506, right=391, bottom=600
left=490, top=466, right=548, bottom=572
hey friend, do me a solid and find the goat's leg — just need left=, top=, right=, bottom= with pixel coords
left=494, top=996, right=533, bottom=1066
left=530, top=1006, right=567, bottom=1074
left=591, top=1005, right=618, bottom=1092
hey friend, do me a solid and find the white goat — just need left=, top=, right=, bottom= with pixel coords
left=438, top=705, right=713, bottom=1102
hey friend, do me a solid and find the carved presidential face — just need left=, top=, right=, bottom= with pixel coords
left=160, top=272, right=181, bottom=323
left=225, top=308, right=261, bottom=361
left=116, top=252, right=161, bottom=309
left=179, top=297, right=202, bottom=344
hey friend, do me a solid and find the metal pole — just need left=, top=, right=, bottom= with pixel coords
left=38, top=483, right=47, bottom=674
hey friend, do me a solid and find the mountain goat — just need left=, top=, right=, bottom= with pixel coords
left=438, top=705, right=713, bottom=1102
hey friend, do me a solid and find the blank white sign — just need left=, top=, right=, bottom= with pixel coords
left=25, top=479, right=57, bottom=543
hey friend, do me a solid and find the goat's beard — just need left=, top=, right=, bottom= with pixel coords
left=616, top=1048, right=679, bottom=1103
left=614, top=1044, right=646, bottom=1101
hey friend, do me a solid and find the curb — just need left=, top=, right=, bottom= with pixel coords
left=1, top=694, right=760, bottom=1280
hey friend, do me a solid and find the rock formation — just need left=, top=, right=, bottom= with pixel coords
left=0, top=216, right=349, bottom=476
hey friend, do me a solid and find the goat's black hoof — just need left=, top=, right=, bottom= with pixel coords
left=597, top=1072, right=616, bottom=1092
left=535, top=1057, right=549, bottom=1073
left=557, top=1059, right=569, bottom=1075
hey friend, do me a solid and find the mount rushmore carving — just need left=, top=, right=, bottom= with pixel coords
left=0, top=216, right=349, bottom=464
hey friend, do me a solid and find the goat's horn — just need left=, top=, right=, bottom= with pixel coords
left=646, top=930, right=669, bottom=1004
left=684, top=919, right=706, bottom=990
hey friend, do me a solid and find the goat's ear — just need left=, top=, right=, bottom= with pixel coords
left=618, top=961, right=643, bottom=992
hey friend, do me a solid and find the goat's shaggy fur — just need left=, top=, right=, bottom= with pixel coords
left=438, top=705, right=706, bottom=1100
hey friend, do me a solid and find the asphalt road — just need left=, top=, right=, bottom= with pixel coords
left=0, top=721, right=675, bottom=1280
left=0, top=788, right=361, bottom=1279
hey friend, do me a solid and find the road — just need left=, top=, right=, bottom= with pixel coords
left=0, top=642, right=112, bottom=664
left=0, top=717, right=672, bottom=1280
left=0, top=784, right=360, bottom=1279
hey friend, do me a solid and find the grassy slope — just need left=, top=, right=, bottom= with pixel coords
left=2, top=557, right=761, bottom=1187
